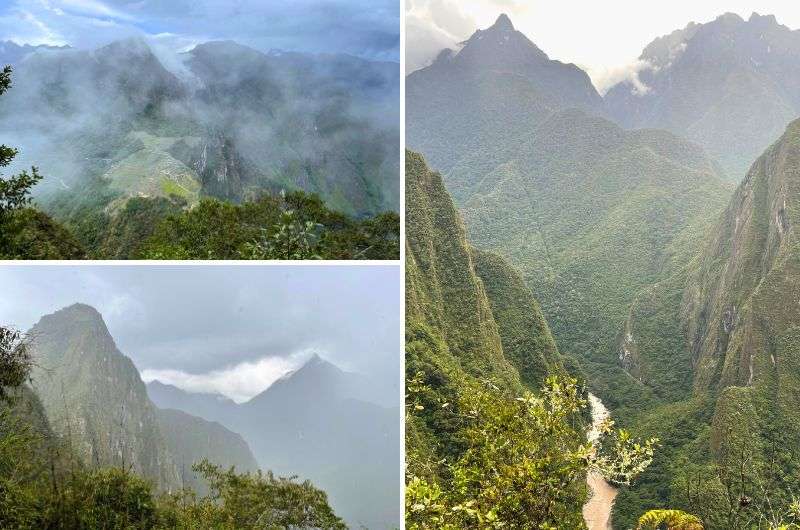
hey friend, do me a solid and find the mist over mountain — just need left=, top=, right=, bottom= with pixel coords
left=605, top=12, right=800, bottom=181
left=21, top=302, right=399, bottom=527
left=407, top=7, right=800, bottom=528
left=148, top=353, right=401, bottom=530
left=0, top=37, right=399, bottom=217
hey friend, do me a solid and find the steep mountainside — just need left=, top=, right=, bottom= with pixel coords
left=155, top=408, right=258, bottom=496
left=0, top=38, right=399, bottom=217
left=605, top=12, right=800, bottom=181
left=406, top=14, right=603, bottom=192
left=610, top=119, right=800, bottom=528
left=28, top=304, right=181, bottom=490
left=405, top=149, right=566, bottom=466
left=149, top=354, right=401, bottom=530
left=26, top=304, right=261, bottom=496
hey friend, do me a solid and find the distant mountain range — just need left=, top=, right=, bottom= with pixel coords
left=148, top=354, right=401, bottom=530
left=605, top=12, right=800, bottom=181
left=0, top=37, right=399, bottom=217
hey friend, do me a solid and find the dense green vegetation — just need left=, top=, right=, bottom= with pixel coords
left=606, top=119, right=800, bottom=529
left=405, top=150, right=659, bottom=528
left=0, top=323, right=346, bottom=529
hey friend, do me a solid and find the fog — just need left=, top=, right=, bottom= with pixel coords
left=0, top=6, right=400, bottom=215
left=0, top=265, right=401, bottom=404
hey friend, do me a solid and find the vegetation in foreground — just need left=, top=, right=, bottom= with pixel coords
left=0, top=324, right=346, bottom=529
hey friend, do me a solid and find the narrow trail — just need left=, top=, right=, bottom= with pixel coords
left=582, top=393, right=618, bottom=530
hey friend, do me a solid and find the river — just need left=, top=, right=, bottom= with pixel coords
left=582, top=393, right=618, bottom=530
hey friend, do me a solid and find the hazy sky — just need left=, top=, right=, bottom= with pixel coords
left=0, top=0, right=400, bottom=61
left=0, top=265, right=400, bottom=403
left=407, top=0, right=800, bottom=90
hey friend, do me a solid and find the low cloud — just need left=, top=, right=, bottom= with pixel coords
left=141, top=350, right=316, bottom=403
left=587, top=59, right=654, bottom=95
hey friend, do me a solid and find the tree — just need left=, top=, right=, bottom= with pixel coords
left=406, top=375, right=657, bottom=529
left=183, top=459, right=347, bottom=530
left=0, top=66, right=42, bottom=220
left=0, top=326, right=33, bottom=403
left=637, top=509, right=704, bottom=529
left=241, top=209, right=323, bottom=260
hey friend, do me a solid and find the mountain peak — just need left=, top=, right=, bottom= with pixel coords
left=491, top=14, right=515, bottom=31
left=715, top=12, right=745, bottom=24
left=55, top=302, right=103, bottom=320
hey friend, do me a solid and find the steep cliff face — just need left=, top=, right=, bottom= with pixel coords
left=28, top=304, right=181, bottom=491
left=682, top=119, right=800, bottom=393
left=405, top=150, right=566, bottom=472
left=613, top=119, right=800, bottom=527
left=405, top=150, right=521, bottom=391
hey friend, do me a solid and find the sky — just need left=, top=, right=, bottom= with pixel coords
left=0, top=265, right=401, bottom=403
left=0, top=0, right=400, bottom=61
left=406, top=0, right=800, bottom=90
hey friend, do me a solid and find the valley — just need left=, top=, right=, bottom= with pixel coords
left=406, top=9, right=800, bottom=529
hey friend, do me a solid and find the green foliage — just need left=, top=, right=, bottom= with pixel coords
left=241, top=209, right=324, bottom=260
left=0, top=328, right=31, bottom=400
left=141, top=191, right=399, bottom=260
left=406, top=375, right=655, bottom=529
left=637, top=509, right=703, bottom=530
left=177, top=460, right=346, bottom=530
left=0, top=208, right=86, bottom=259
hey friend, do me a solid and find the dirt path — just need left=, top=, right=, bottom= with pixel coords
left=582, top=393, right=618, bottom=530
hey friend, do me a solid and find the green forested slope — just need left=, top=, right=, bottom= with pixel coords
left=405, top=148, right=566, bottom=471
left=613, top=119, right=800, bottom=528
left=28, top=304, right=182, bottom=490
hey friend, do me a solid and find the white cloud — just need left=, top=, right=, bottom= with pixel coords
left=141, top=349, right=317, bottom=403
left=586, top=59, right=654, bottom=96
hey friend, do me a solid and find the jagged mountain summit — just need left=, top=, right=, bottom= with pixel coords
left=406, top=14, right=603, bottom=181
left=27, top=304, right=258, bottom=494
left=0, top=37, right=399, bottom=217
left=148, top=353, right=401, bottom=530
left=605, top=12, right=800, bottom=181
